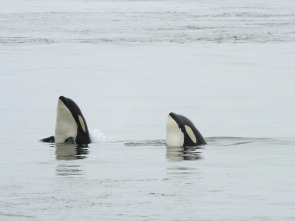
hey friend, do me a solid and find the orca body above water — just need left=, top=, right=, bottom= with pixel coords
left=42, top=96, right=91, bottom=145
left=166, top=112, right=206, bottom=147
left=41, top=97, right=204, bottom=147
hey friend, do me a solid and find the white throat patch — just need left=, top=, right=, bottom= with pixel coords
left=166, top=115, right=184, bottom=146
left=55, top=99, right=78, bottom=143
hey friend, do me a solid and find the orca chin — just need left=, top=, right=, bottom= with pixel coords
left=166, top=112, right=206, bottom=147
left=41, top=96, right=91, bottom=145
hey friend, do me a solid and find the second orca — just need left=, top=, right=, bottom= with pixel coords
left=166, top=112, right=206, bottom=147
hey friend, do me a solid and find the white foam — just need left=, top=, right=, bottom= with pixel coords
left=89, top=128, right=109, bottom=143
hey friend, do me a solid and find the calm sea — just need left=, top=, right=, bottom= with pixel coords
left=1, top=0, right=295, bottom=220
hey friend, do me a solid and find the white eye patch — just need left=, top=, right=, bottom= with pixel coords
left=78, top=115, right=86, bottom=133
left=184, top=125, right=197, bottom=143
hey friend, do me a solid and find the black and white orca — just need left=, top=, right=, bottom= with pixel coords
left=42, top=96, right=91, bottom=145
left=166, top=112, right=206, bottom=147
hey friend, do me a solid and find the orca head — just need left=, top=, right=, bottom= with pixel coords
left=55, top=96, right=91, bottom=144
left=166, top=112, right=206, bottom=147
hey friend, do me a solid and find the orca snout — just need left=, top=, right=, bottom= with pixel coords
left=169, top=112, right=176, bottom=117
left=59, top=96, right=70, bottom=106
left=59, top=96, right=66, bottom=102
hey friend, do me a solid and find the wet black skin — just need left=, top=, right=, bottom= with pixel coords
left=169, top=112, right=206, bottom=146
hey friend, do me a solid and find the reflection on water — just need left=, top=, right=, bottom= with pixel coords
left=54, top=144, right=89, bottom=176
left=56, top=164, right=83, bottom=176
left=55, top=144, right=89, bottom=160
left=123, top=140, right=202, bottom=161
left=167, top=166, right=198, bottom=176
left=166, top=146, right=202, bottom=161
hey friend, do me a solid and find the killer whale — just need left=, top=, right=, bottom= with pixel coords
left=42, top=96, right=91, bottom=145
left=166, top=112, right=206, bottom=147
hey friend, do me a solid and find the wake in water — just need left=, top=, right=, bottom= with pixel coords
left=88, top=129, right=295, bottom=147
left=48, top=134, right=295, bottom=162
left=124, top=140, right=166, bottom=147
left=206, top=136, right=295, bottom=146
left=123, top=137, right=260, bottom=147
left=123, top=137, right=295, bottom=147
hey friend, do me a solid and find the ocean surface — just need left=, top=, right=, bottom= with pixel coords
left=1, top=0, right=295, bottom=220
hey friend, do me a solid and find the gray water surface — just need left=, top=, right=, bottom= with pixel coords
left=1, top=0, right=295, bottom=220
left=1, top=138, right=295, bottom=220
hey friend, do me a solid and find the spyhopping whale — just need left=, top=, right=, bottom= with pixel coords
left=41, top=96, right=91, bottom=145
left=166, top=112, right=206, bottom=147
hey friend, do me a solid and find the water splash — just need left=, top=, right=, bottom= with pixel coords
left=89, top=128, right=109, bottom=143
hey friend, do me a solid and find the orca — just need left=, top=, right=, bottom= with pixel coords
left=41, top=96, right=91, bottom=145
left=166, top=112, right=206, bottom=147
